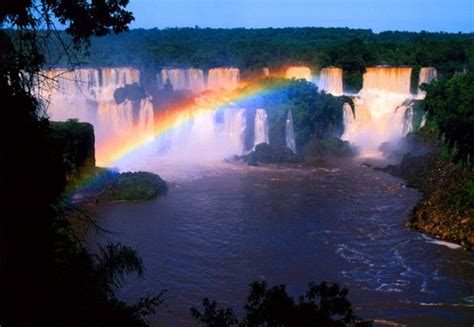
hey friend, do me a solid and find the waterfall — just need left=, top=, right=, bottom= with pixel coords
left=41, top=67, right=154, bottom=165
left=187, top=69, right=206, bottom=93
left=136, top=99, right=155, bottom=141
left=158, top=105, right=248, bottom=162
left=417, top=67, right=437, bottom=98
left=341, top=67, right=415, bottom=156
left=223, top=108, right=247, bottom=155
left=286, top=66, right=312, bottom=82
left=254, top=108, right=269, bottom=147
left=96, top=100, right=135, bottom=145
left=342, top=103, right=356, bottom=140
left=207, top=68, right=240, bottom=91
left=402, top=104, right=415, bottom=135
left=160, top=69, right=187, bottom=90
left=39, top=69, right=98, bottom=123
left=286, top=110, right=296, bottom=153
left=419, top=67, right=437, bottom=86
left=362, top=67, right=412, bottom=94
left=262, top=68, right=270, bottom=77
left=159, top=68, right=205, bottom=93
left=99, top=67, right=141, bottom=101
left=188, top=109, right=219, bottom=154
left=318, top=67, right=343, bottom=96
left=420, top=112, right=428, bottom=128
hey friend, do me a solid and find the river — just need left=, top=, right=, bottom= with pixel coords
left=91, top=160, right=474, bottom=326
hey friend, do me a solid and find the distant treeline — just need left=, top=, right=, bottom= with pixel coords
left=36, top=27, right=474, bottom=89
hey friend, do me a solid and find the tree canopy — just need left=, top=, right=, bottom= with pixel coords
left=0, top=1, right=168, bottom=326
left=191, top=281, right=364, bottom=327
left=36, top=27, right=474, bottom=90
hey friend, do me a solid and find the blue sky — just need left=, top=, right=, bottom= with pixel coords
left=127, top=0, right=473, bottom=32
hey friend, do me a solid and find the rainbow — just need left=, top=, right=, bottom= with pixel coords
left=97, top=78, right=297, bottom=166
left=65, top=77, right=307, bottom=199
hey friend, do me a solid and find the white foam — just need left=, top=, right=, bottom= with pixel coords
left=422, top=234, right=462, bottom=249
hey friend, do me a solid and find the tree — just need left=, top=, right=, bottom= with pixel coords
left=421, top=72, right=474, bottom=160
left=0, top=1, right=162, bottom=326
left=191, top=281, right=367, bottom=327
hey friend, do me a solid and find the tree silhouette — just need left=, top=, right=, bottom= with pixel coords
left=192, top=281, right=370, bottom=327
left=0, top=1, right=163, bottom=326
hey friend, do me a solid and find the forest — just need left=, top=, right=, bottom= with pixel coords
left=42, top=27, right=474, bottom=90
left=1, top=0, right=474, bottom=321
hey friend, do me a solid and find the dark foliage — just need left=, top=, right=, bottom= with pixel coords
left=383, top=152, right=474, bottom=251
left=242, top=143, right=303, bottom=165
left=74, top=168, right=168, bottom=202
left=303, top=137, right=354, bottom=158
left=114, top=82, right=147, bottom=104
left=0, top=1, right=164, bottom=326
left=191, top=281, right=366, bottom=327
left=420, top=72, right=474, bottom=161
left=49, top=119, right=96, bottom=181
left=239, top=78, right=344, bottom=149
left=37, top=28, right=473, bottom=90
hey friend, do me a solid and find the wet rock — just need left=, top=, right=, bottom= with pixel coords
left=383, top=153, right=474, bottom=252
left=247, top=159, right=259, bottom=167
left=241, top=143, right=303, bottom=164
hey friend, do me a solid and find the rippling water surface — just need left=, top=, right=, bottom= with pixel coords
left=91, top=161, right=474, bottom=326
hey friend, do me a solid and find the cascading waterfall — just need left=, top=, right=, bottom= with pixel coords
left=160, top=69, right=187, bottom=90
left=286, top=66, right=312, bottom=82
left=342, top=103, right=356, bottom=139
left=286, top=109, right=296, bottom=153
left=207, top=68, right=240, bottom=91
left=254, top=108, right=269, bottom=147
left=41, top=67, right=155, bottom=165
left=318, top=67, right=343, bottom=96
left=420, top=112, right=428, bottom=128
left=419, top=67, right=438, bottom=86
left=40, top=64, right=437, bottom=165
left=159, top=68, right=205, bottom=93
left=362, top=67, right=412, bottom=94
left=187, top=69, right=206, bottom=93
left=158, top=105, right=248, bottom=162
left=417, top=67, right=437, bottom=97
left=401, top=104, right=414, bottom=135
left=224, top=108, right=247, bottom=155
left=341, top=67, right=415, bottom=156
left=262, top=68, right=270, bottom=77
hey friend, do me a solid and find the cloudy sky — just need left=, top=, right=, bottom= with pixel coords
left=127, top=0, right=473, bottom=32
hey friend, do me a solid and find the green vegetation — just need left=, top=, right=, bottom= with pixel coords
left=303, top=137, right=354, bottom=158
left=383, top=71, right=474, bottom=251
left=114, top=83, right=148, bottom=104
left=420, top=72, right=474, bottom=161
left=191, top=280, right=367, bottom=327
left=242, top=143, right=303, bottom=165
left=75, top=168, right=168, bottom=202
left=239, top=78, right=344, bottom=150
left=103, top=171, right=168, bottom=201
left=49, top=119, right=95, bottom=182
left=0, top=0, right=170, bottom=326
left=384, top=152, right=473, bottom=251
left=40, top=28, right=474, bottom=90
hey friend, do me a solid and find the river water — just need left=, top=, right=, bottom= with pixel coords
left=91, top=161, right=474, bottom=326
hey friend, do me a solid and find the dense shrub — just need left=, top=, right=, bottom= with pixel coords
left=191, top=281, right=366, bottom=327
left=114, top=83, right=147, bottom=104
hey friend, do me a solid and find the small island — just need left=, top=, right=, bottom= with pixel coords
left=73, top=169, right=168, bottom=203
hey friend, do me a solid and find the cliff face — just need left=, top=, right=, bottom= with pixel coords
left=49, top=120, right=95, bottom=182
left=384, top=153, right=474, bottom=251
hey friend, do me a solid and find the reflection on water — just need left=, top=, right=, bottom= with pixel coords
left=91, top=162, right=474, bottom=326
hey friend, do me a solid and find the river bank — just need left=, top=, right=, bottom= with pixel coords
left=381, top=153, right=473, bottom=252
